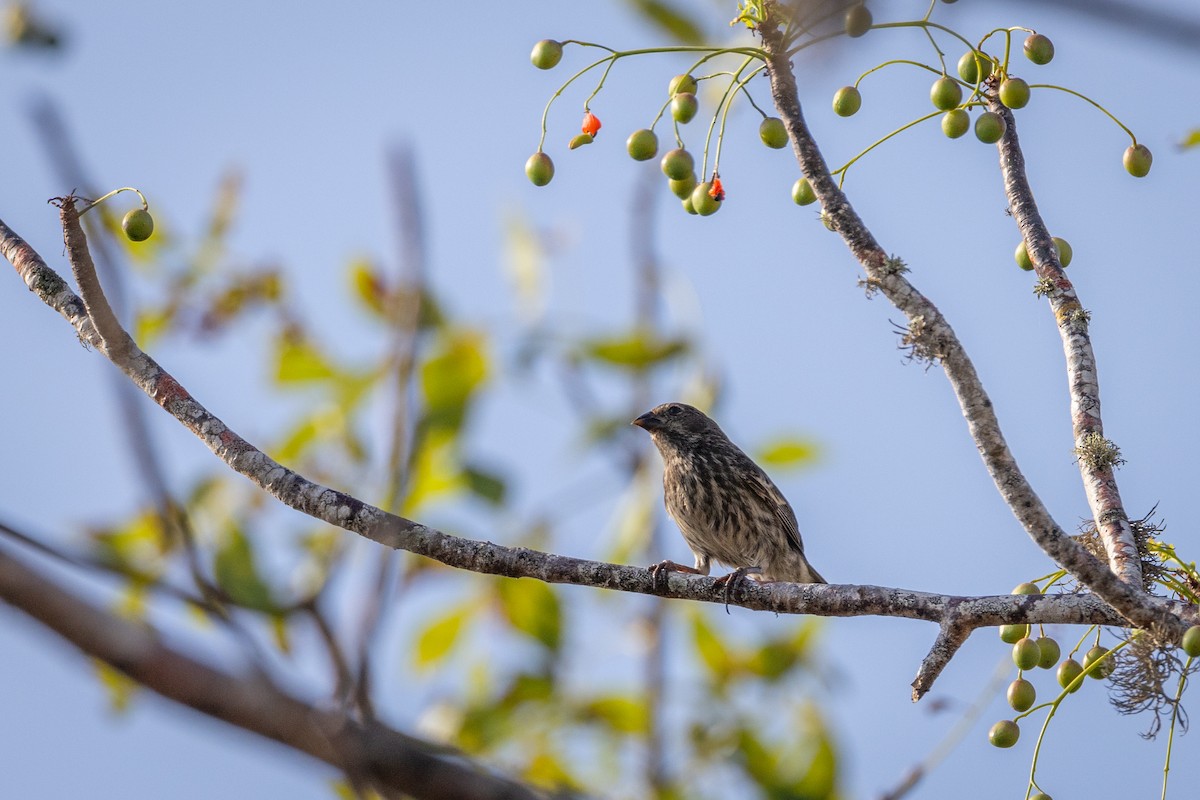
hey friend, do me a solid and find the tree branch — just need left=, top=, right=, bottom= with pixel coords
left=755, top=21, right=1182, bottom=640
left=1, top=201, right=1192, bottom=702
left=0, top=542, right=557, bottom=800
left=985, top=90, right=1141, bottom=587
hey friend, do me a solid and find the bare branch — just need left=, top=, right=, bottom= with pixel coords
left=986, top=91, right=1142, bottom=587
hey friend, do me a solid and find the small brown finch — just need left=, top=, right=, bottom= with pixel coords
left=632, top=402, right=826, bottom=588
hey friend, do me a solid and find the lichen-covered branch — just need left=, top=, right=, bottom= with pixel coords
left=756, top=23, right=1178, bottom=638
left=0, top=202, right=1191, bottom=702
left=986, top=93, right=1141, bottom=587
left=0, top=544, right=554, bottom=800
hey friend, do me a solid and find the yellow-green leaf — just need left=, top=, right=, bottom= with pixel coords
left=689, top=608, right=732, bottom=680
left=756, top=436, right=820, bottom=469
left=213, top=525, right=276, bottom=612
left=463, top=463, right=506, bottom=505
left=496, top=578, right=561, bottom=651
left=627, top=0, right=707, bottom=45
left=580, top=332, right=688, bottom=371
left=349, top=258, right=388, bottom=318
left=274, top=333, right=338, bottom=384
left=133, top=305, right=175, bottom=347
left=414, top=605, right=470, bottom=668
left=420, top=329, right=489, bottom=431
left=1181, top=129, right=1200, bottom=149
left=93, top=660, right=137, bottom=713
left=581, top=694, right=648, bottom=735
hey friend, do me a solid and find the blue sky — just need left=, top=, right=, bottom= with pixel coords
left=1, top=2, right=1198, bottom=798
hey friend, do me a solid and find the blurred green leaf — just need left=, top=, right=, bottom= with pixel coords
left=503, top=213, right=547, bottom=323
left=608, top=477, right=655, bottom=565
left=93, top=660, right=137, bottom=713
left=580, top=694, right=648, bottom=735
left=89, top=509, right=170, bottom=573
left=274, top=332, right=339, bottom=384
left=499, top=671, right=555, bottom=710
left=580, top=331, right=688, bottom=371
left=626, top=0, right=707, bottom=45
left=526, top=750, right=578, bottom=790
left=794, top=705, right=838, bottom=799
left=746, top=640, right=798, bottom=681
left=273, top=416, right=321, bottom=462
left=414, top=604, right=470, bottom=668
left=213, top=524, right=276, bottom=612
left=497, top=578, right=561, bottom=652
left=756, top=436, right=820, bottom=469
left=463, top=463, right=507, bottom=505
left=420, top=329, right=489, bottom=431
left=689, top=608, right=732, bottom=684
left=349, top=257, right=388, bottom=317
left=133, top=305, right=175, bottom=347
left=403, top=429, right=463, bottom=514
left=1181, top=129, right=1200, bottom=149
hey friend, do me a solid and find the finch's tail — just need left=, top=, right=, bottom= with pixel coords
left=802, top=559, right=827, bottom=584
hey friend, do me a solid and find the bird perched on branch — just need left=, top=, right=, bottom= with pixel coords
left=632, top=402, right=826, bottom=592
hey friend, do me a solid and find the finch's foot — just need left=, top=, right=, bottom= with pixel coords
left=649, top=560, right=703, bottom=592
left=713, top=566, right=763, bottom=612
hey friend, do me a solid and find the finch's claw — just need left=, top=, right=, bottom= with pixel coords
left=648, top=560, right=702, bottom=593
left=713, top=566, right=763, bottom=613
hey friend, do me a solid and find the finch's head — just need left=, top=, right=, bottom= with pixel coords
left=632, top=402, right=725, bottom=448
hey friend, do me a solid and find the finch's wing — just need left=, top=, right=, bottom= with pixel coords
left=744, top=469, right=806, bottom=555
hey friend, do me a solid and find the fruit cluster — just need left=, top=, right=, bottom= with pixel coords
left=525, top=12, right=1152, bottom=222
left=986, top=579, right=1200, bottom=799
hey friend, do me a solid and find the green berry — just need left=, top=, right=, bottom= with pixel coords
left=1182, top=625, right=1200, bottom=657
left=792, top=178, right=817, bottom=206
left=974, top=111, right=1006, bottom=143
left=1053, top=237, right=1073, bottom=267
left=999, top=78, right=1031, bottom=109
left=1031, top=794, right=1052, bottom=800
left=122, top=208, right=154, bottom=242
left=957, top=51, right=991, bottom=83
left=668, top=74, right=697, bottom=97
left=568, top=132, right=594, bottom=150
left=1015, top=241, right=1033, bottom=271
left=1057, top=658, right=1084, bottom=693
left=681, top=195, right=698, bottom=215
left=1024, top=34, right=1055, bottom=65
left=671, top=92, right=698, bottom=124
left=999, top=624, right=1029, bottom=644
left=1007, top=678, right=1036, bottom=712
left=691, top=182, right=721, bottom=216
left=1123, top=144, right=1152, bottom=177
left=844, top=3, right=872, bottom=37
left=941, top=109, right=969, bottom=139
left=626, top=129, right=658, bottom=161
left=988, top=719, right=1020, bottom=748
left=1083, top=645, right=1115, bottom=679
left=1012, top=582, right=1041, bottom=595
left=832, top=86, right=862, bottom=117
left=669, top=172, right=698, bottom=200
left=759, top=117, right=788, bottom=149
left=1013, top=637, right=1041, bottom=671
left=530, top=39, right=563, bottom=70
left=1036, top=637, right=1061, bottom=669
left=525, top=152, right=554, bottom=186
left=930, top=76, right=963, bottom=111
left=660, top=148, right=694, bottom=181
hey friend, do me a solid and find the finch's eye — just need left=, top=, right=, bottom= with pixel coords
left=666, top=406, right=682, bottom=417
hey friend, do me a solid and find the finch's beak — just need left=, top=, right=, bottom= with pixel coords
left=632, top=412, right=660, bottom=431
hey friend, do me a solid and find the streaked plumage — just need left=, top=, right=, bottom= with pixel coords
left=632, top=402, right=825, bottom=584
